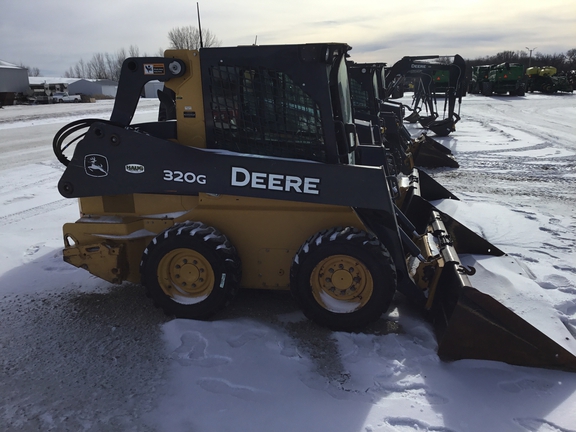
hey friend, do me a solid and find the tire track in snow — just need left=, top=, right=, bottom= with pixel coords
left=0, top=199, right=75, bottom=226
left=0, top=163, right=64, bottom=197
left=513, top=418, right=575, bottom=432
left=0, top=177, right=58, bottom=198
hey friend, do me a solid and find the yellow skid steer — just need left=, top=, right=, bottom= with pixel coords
left=53, top=44, right=576, bottom=371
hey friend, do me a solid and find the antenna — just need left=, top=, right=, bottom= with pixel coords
left=254, top=35, right=258, bottom=45
left=197, top=2, right=204, bottom=48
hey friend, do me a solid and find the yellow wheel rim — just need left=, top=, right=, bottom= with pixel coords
left=310, top=254, right=373, bottom=313
left=157, top=248, right=215, bottom=304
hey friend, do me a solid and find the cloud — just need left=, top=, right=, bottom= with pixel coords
left=1, top=0, right=575, bottom=76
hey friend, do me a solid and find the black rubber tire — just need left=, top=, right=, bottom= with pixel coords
left=481, top=82, right=492, bottom=96
left=290, top=227, right=397, bottom=331
left=140, top=221, right=241, bottom=319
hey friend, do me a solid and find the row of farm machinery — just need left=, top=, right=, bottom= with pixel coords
left=468, top=63, right=574, bottom=95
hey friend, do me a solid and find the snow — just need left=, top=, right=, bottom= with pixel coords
left=1, top=94, right=576, bottom=431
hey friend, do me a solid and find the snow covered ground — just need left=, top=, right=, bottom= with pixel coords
left=1, top=94, right=575, bottom=432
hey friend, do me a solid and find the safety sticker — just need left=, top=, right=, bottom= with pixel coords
left=144, top=64, right=165, bottom=75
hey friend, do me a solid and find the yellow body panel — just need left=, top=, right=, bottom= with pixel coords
left=163, top=49, right=206, bottom=148
left=79, top=194, right=199, bottom=218
left=64, top=193, right=367, bottom=288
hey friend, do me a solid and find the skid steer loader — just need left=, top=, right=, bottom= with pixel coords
left=347, top=62, right=458, bottom=170
left=53, top=43, right=576, bottom=371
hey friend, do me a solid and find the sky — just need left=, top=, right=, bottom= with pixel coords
left=1, top=0, right=575, bottom=76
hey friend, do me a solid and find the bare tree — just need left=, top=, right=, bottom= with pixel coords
left=87, top=53, right=108, bottom=79
left=60, top=28, right=219, bottom=80
left=493, top=50, right=520, bottom=63
left=64, top=47, right=133, bottom=80
left=466, top=49, right=576, bottom=77
left=19, top=64, right=41, bottom=76
left=167, top=25, right=220, bottom=50
left=534, top=52, right=566, bottom=71
left=564, top=48, right=576, bottom=70
left=105, top=53, right=117, bottom=81
left=74, top=59, right=87, bottom=78
left=61, top=31, right=219, bottom=80
left=128, top=45, right=140, bottom=57
left=108, top=48, right=126, bottom=81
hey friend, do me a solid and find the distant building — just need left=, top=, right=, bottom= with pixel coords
left=28, top=77, right=118, bottom=99
left=69, top=79, right=118, bottom=98
left=0, top=59, right=30, bottom=105
left=1, top=65, right=120, bottom=105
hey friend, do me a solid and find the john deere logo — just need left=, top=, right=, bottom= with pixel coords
left=125, top=164, right=145, bottom=174
left=84, top=154, right=109, bottom=177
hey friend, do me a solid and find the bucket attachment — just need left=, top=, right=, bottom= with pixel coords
left=418, top=114, right=437, bottom=128
left=435, top=254, right=576, bottom=371
left=412, top=134, right=459, bottom=168
left=427, top=117, right=456, bottom=137
left=404, top=108, right=421, bottom=123
left=402, top=195, right=576, bottom=372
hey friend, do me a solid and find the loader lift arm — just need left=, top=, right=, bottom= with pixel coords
left=383, top=55, right=466, bottom=136
left=110, top=57, right=186, bottom=126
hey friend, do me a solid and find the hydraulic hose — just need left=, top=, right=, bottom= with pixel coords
left=53, top=119, right=109, bottom=166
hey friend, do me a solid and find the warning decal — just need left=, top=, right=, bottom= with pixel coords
left=143, top=64, right=165, bottom=75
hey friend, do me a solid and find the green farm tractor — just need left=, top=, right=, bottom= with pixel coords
left=468, top=65, right=490, bottom=94
left=488, top=63, right=525, bottom=95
